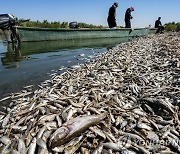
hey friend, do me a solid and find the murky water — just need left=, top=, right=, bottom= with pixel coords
left=0, top=35, right=133, bottom=105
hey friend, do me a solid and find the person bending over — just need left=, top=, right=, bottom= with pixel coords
left=107, top=2, right=118, bottom=28
left=125, top=7, right=134, bottom=28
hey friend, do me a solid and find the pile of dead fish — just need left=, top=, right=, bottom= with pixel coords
left=0, top=32, right=180, bottom=154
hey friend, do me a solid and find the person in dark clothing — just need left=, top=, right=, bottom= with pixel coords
left=107, top=2, right=118, bottom=28
left=155, top=17, right=164, bottom=33
left=125, top=7, right=134, bottom=28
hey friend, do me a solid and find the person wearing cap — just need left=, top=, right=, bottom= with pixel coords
left=155, top=17, right=164, bottom=33
left=107, top=2, right=118, bottom=28
left=124, top=7, right=134, bottom=28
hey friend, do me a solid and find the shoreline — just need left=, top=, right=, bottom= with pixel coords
left=0, top=32, right=180, bottom=153
left=0, top=36, right=133, bottom=102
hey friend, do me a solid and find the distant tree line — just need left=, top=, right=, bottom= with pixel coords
left=18, top=19, right=180, bottom=31
left=18, top=19, right=104, bottom=28
left=164, top=22, right=180, bottom=31
left=78, top=22, right=104, bottom=28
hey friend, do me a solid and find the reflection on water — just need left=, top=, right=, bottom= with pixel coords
left=0, top=36, right=134, bottom=105
left=1, top=37, right=134, bottom=68
left=19, top=37, right=133, bottom=54
left=1, top=43, right=23, bottom=68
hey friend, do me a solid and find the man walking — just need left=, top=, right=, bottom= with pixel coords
left=125, top=7, right=134, bottom=28
left=107, top=2, right=118, bottom=28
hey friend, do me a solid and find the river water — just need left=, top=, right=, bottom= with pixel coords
left=0, top=35, right=133, bottom=106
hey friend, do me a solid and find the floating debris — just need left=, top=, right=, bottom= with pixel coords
left=0, top=32, right=180, bottom=153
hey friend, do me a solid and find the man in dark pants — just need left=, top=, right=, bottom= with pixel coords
left=107, top=2, right=118, bottom=28
left=125, top=7, right=134, bottom=28
left=155, top=17, right=164, bottom=33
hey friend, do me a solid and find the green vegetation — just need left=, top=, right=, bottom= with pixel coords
left=18, top=19, right=104, bottom=29
left=19, top=20, right=69, bottom=28
left=164, top=22, right=180, bottom=31
left=18, top=19, right=180, bottom=31
left=78, top=22, right=103, bottom=28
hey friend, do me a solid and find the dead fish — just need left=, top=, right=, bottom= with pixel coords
left=149, top=119, right=159, bottom=131
left=102, top=142, right=121, bottom=151
left=168, top=132, right=179, bottom=140
left=37, top=138, right=47, bottom=149
left=37, top=147, right=49, bottom=154
left=109, top=108, right=115, bottom=124
left=0, top=115, right=5, bottom=121
left=12, top=150, right=21, bottom=154
left=160, top=149, right=178, bottom=154
left=49, top=113, right=107, bottom=148
left=42, top=130, right=52, bottom=143
left=28, top=138, right=37, bottom=154
left=44, top=121, right=57, bottom=130
left=70, top=65, right=81, bottom=69
left=131, top=142, right=151, bottom=154
left=68, top=99, right=84, bottom=108
left=146, top=131, right=159, bottom=141
left=38, top=114, right=56, bottom=123
left=52, top=146, right=64, bottom=153
left=132, top=108, right=146, bottom=116
left=64, top=136, right=84, bottom=154
left=140, top=98, right=174, bottom=114
left=0, top=144, right=11, bottom=154
left=0, top=96, right=11, bottom=102
left=66, top=108, right=78, bottom=121
left=167, top=136, right=180, bottom=153
left=104, top=131, right=117, bottom=143
left=161, top=129, right=170, bottom=139
left=56, top=115, right=62, bottom=127
left=0, top=136, right=11, bottom=145
left=89, top=126, right=106, bottom=140
left=137, top=122, right=152, bottom=131
left=80, top=147, right=90, bottom=154
left=15, top=117, right=26, bottom=127
left=158, top=119, right=174, bottom=125
left=12, top=125, right=27, bottom=133
left=2, top=113, right=10, bottom=128
left=92, top=144, right=103, bottom=154
left=62, top=105, right=72, bottom=121
left=170, top=127, right=179, bottom=137
left=124, top=133, right=144, bottom=143
left=29, top=102, right=36, bottom=111
left=37, top=126, right=46, bottom=139
left=18, top=138, right=26, bottom=154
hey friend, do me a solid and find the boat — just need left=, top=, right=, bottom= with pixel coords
left=0, top=14, right=156, bottom=42
left=16, top=27, right=156, bottom=42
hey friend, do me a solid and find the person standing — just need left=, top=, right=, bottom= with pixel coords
left=155, top=17, right=164, bottom=33
left=107, top=2, right=118, bottom=28
left=124, top=7, right=134, bottom=28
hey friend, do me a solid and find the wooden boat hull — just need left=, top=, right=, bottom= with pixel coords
left=17, top=27, right=156, bottom=42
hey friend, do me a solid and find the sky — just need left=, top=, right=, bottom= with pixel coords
left=0, top=0, right=180, bottom=28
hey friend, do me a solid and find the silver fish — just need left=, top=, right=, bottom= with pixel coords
left=12, top=150, right=21, bottom=154
left=0, top=136, right=11, bottom=145
left=28, top=138, right=37, bottom=154
left=37, top=138, right=47, bottom=149
left=92, top=144, right=103, bottom=154
left=102, top=142, right=121, bottom=151
left=140, top=98, right=174, bottom=114
left=2, top=114, right=10, bottom=128
left=49, top=113, right=107, bottom=147
left=18, top=138, right=26, bottom=154
left=37, top=126, right=46, bottom=139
